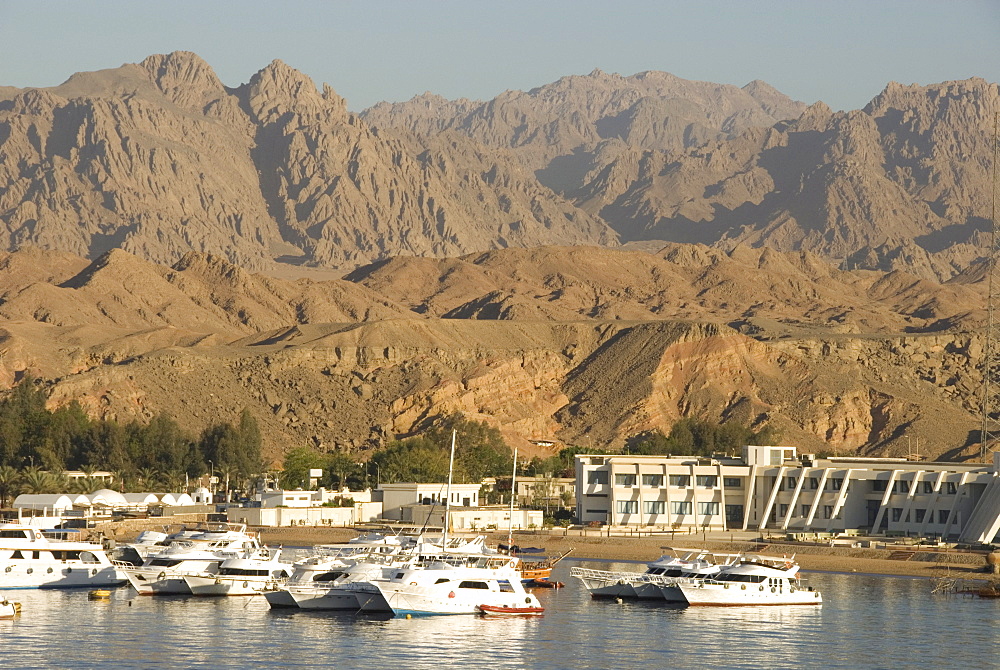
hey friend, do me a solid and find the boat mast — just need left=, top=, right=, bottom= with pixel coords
left=442, top=429, right=456, bottom=550
left=507, top=446, right=518, bottom=551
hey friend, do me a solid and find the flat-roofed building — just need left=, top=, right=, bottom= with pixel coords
left=576, top=446, right=1000, bottom=543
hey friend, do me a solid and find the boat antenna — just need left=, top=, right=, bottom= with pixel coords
left=507, top=445, right=518, bottom=552
left=442, top=428, right=456, bottom=551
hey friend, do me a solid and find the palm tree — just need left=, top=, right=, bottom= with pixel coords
left=0, top=466, right=22, bottom=507
left=20, top=469, right=54, bottom=494
left=137, top=467, right=161, bottom=491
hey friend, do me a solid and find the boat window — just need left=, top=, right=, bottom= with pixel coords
left=718, top=574, right=766, bottom=583
left=458, top=581, right=490, bottom=590
left=220, top=568, right=269, bottom=577
left=434, top=578, right=451, bottom=584
left=11, top=550, right=24, bottom=559
left=80, top=551, right=98, bottom=563
left=394, top=572, right=405, bottom=580
left=312, top=571, right=346, bottom=582
left=647, top=568, right=662, bottom=575
left=50, top=550, right=82, bottom=560
left=149, top=559, right=183, bottom=567
left=0, top=530, right=31, bottom=539
left=663, top=569, right=684, bottom=577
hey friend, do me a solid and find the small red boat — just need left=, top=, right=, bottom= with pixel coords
left=477, top=603, right=545, bottom=616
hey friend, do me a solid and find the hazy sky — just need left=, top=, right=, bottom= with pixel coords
left=1, top=0, right=997, bottom=112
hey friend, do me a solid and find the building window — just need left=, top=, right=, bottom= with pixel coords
left=725, top=504, right=744, bottom=523
left=945, top=482, right=957, bottom=495
left=778, top=504, right=789, bottom=517
left=829, top=478, right=843, bottom=491
left=587, top=471, right=609, bottom=485
left=671, top=501, right=692, bottom=515
left=787, top=476, right=798, bottom=489
left=896, top=481, right=910, bottom=494
left=873, top=480, right=888, bottom=492
left=644, top=501, right=665, bottom=515
left=915, top=509, right=926, bottom=523
left=939, top=509, right=950, bottom=525
left=696, top=475, right=717, bottom=488
left=891, top=508, right=903, bottom=523
left=614, top=474, right=637, bottom=487
left=669, top=475, right=690, bottom=487
left=923, top=481, right=934, bottom=494
left=698, top=502, right=719, bottom=516
left=809, top=477, right=820, bottom=490
left=801, top=504, right=811, bottom=517
left=723, top=477, right=742, bottom=488
left=617, top=500, right=638, bottom=514
left=585, top=508, right=607, bottom=515
left=642, top=474, right=664, bottom=487
left=823, top=505, right=833, bottom=520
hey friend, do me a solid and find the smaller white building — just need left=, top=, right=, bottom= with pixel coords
left=379, top=483, right=481, bottom=521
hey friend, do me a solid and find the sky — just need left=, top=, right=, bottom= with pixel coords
left=1, top=0, right=998, bottom=113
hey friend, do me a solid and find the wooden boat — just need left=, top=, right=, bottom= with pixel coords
left=478, top=603, right=544, bottom=615
left=516, top=548, right=573, bottom=583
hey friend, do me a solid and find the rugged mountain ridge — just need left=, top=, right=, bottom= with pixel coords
left=0, top=52, right=613, bottom=270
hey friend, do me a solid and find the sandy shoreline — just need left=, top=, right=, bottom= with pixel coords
left=249, top=526, right=992, bottom=580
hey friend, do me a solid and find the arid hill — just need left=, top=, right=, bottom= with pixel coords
left=0, top=246, right=987, bottom=463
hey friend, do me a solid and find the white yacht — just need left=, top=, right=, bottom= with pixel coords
left=183, top=550, right=292, bottom=596
left=283, top=536, right=468, bottom=611
left=570, top=548, right=738, bottom=600
left=0, top=523, right=127, bottom=589
left=361, top=555, right=542, bottom=616
left=678, top=555, right=822, bottom=606
left=264, top=532, right=415, bottom=608
left=120, top=524, right=266, bottom=595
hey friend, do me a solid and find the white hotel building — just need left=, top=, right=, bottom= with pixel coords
left=575, top=446, right=1000, bottom=544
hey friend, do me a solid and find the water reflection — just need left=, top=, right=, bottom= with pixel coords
left=3, top=563, right=1000, bottom=669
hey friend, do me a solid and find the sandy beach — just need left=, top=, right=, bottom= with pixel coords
left=249, top=525, right=992, bottom=580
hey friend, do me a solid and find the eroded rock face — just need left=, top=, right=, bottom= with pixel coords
left=0, top=247, right=984, bottom=461
left=0, top=51, right=614, bottom=271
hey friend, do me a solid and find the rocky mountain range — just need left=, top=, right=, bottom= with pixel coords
left=1, top=53, right=998, bottom=463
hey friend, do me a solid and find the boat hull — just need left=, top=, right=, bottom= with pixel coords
left=290, top=587, right=361, bottom=611
left=0, top=564, right=126, bottom=589
left=184, top=575, right=278, bottom=596
left=478, top=604, right=544, bottom=615
left=125, top=570, right=196, bottom=595
left=679, top=583, right=823, bottom=606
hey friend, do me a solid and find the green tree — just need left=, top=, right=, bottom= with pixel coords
left=372, top=437, right=452, bottom=483
left=424, top=413, right=512, bottom=482
left=280, top=447, right=326, bottom=489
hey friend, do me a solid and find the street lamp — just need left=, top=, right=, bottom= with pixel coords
left=208, top=460, right=214, bottom=494
left=372, top=462, right=381, bottom=488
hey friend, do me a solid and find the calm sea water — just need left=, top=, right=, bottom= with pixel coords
left=1, top=559, right=998, bottom=670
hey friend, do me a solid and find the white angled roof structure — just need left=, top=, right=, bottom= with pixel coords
left=12, top=494, right=77, bottom=512
left=122, top=493, right=160, bottom=505
left=88, top=489, right=129, bottom=507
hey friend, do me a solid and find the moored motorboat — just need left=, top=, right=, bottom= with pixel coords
left=365, top=555, right=542, bottom=616
left=183, top=550, right=292, bottom=596
left=478, top=603, right=544, bottom=615
left=0, top=523, right=127, bottom=589
left=570, top=548, right=738, bottom=600
left=678, top=555, right=822, bottom=606
left=120, top=524, right=267, bottom=595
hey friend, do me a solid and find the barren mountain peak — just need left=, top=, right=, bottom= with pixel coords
left=140, top=51, right=223, bottom=91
